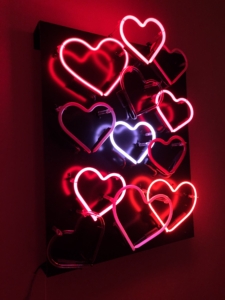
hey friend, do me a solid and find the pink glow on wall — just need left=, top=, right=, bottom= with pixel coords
left=57, top=102, right=116, bottom=153
left=112, top=185, right=173, bottom=251
left=74, top=167, right=126, bottom=220
left=110, top=121, right=156, bottom=164
left=147, top=179, right=197, bottom=232
left=119, top=15, right=166, bottom=64
left=59, top=37, right=129, bottom=96
left=155, top=90, right=194, bottom=132
left=148, top=135, right=187, bottom=176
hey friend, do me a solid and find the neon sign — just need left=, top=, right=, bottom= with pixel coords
left=73, top=167, right=126, bottom=220
left=147, top=179, right=197, bottom=232
left=59, top=37, right=129, bottom=96
left=155, top=90, right=194, bottom=132
left=148, top=135, right=187, bottom=176
left=112, top=185, right=173, bottom=251
left=119, top=15, right=166, bottom=64
left=57, top=102, right=116, bottom=153
left=110, top=121, right=156, bottom=164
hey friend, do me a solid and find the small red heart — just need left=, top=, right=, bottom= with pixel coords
left=147, top=179, right=197, bottom=232
left=120, top=15, right=166, bottom=64
left=153, top=45, right=188, bottom=85
left=59, top=37, right=129, bottom=96
left=148, top=135, right=187, bottom=176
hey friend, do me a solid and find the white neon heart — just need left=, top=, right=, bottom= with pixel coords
left=74, top=167, right=126, bottom=220
left=110, top=121, right=156, bottom=164
left=112, top=185, right=173, bottom=251
left=147, top=179, right=197, bottom=232
left=120, top=15, right=166, bottom=64
left=57, top=102, right=116, bottom=153
left=155, top=90, right=194, bottom=132
left=59, top=37, right=129, bottom=96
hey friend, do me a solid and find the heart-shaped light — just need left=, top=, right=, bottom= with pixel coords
left=153, top=45, right=188, bottom=85
left=119, top=15, right=166, bottom=64
left=59, top=37, right=129, bottom=96
left=57, top=102, right=116, bottom=153
left=155, top=90, right=194, bottom=132
left=110, top=121, right=156, bottom=164
left=148, top=135, right=187, bottom=176
left=112, top=185, right=173, bottom=251
left=147, top=179, right=197, bottom=232
left=74, top=167, right=126, bottom=220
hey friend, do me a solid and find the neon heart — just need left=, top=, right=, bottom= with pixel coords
left=59, top=37, right=129, bottom=96
left=153, top=45, right=188, bottom=85
left=110, top=121, right=156, bottom=164
left=148, top=135, right=187, bottom=176
left=119, top=66, right=161, bottom=119
left=74, top=167, right=126, bottom=220
left=147, top=179, right=197, bottom=232
left=57, top=102, right=116, bottom=153
left=155, top=90, right=194, bottom=132
left=112, top=185, right=173, bottom=251
left=120, top=15, right=166, bottom=64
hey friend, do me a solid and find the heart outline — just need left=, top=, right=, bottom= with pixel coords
left=57, top=102, right=116, bottom=153
left=110, top=121, right=156, bottom=164
left=119, top=15, right=166, bottom=64
left=155, top=89, right=194, bottom=132
left=147, top=179, right=197, bottom=232
left=112, top=185, right=173, bottom=251
left=74, top=167, right=126, bottom=220
left=148, top=135, right=187, bottom=176
left=59, top=37, right=129, bottom=96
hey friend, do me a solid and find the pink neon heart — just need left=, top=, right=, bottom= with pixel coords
left=57, top=102, right=116, bottom=153
left=148, top=135, right=187, bottom=176
left=147, top=179, right=197, bottom=232
left=153, top=45, right=188, bottom=85
left=74, top=167, right=126, bottom=219
left=155, top=90, right=194, bottom=132
left=120, top=15, right=166, bottom=64
left=112, top=185, right=173, bottom=251
left=59, top=37, right=129, bottom=96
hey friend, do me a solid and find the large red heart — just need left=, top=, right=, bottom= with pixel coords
left=155, top=90, right=194, bottom=132
left=148, top=135, right=187, bottom=176
left=153, top=45, right=188, bottom=85
left=147, top=179, right=197, bottom=232
left=73, top=167, right=126, bottom=220
left=59, top=37, right=129, bottom=96
left=57, top=101, right=116, bottom=153
left=112, top=185, right=173, bottom=251
left=119, top=15, right=166, bottom=64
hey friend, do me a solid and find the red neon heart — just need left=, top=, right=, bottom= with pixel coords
left=57, top=102, right=116, bottom=153
left=120, top=15, right=166, bottom=64
left=155, top=90, right=194, bottom=132
left=112, top=185, right=173, bottom=251
left=147, top=179, right=197, bottom=232
left=148, top=135, right=187, bottom=176
left=153, top=45, right=188, bottom=85
left=59, top=37, right=129, bottom=96
left=74, top=167, right=126, bottom=219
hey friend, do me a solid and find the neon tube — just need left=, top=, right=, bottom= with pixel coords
left=112, top=185, right=173, bottom=251
left=59, top=37, right=129, bottom=96
left=148, top=135, right=187, bottom=176
left=155, top=90, right=194, bottom=132
left=110, top=121, right=156, bottom=164
left=119, top=15, right=166, bottom=64
left=74, top=167, right=126, bottom=221
left=147, top=179, right=197, bottom=232
left=57, top=102, right=116, bottom=153
left=153, top=45, right=188, bottom=85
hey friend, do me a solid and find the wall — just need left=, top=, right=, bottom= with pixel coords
left=0, top=0, right=225, bottom=299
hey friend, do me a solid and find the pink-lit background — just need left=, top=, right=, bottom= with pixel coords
left=0, top=0, right=225, bottom=299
